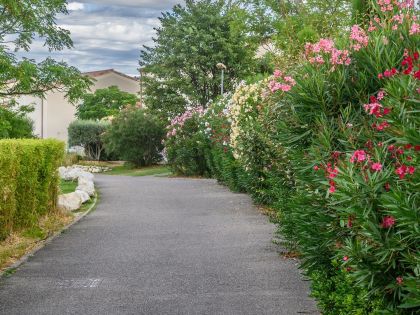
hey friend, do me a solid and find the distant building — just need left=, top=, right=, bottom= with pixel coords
left=18, top=69, right=139, bottom=143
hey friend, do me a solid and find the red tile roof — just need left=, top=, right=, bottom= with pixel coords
left=83, top=69, right=138, bottom=82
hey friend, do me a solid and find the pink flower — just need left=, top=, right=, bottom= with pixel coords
left=396, top=276, right=403, bottom=285
left=409, top=23, right=420, bottom=35
left=314, top=165, right=319, bottom=171
left=364, top=102, right=382, bottom=117
left=273, top=70, right=283, bottom=78
left=284, top=76, right=296, bottom=86
left=408, top=166, right=415, bottom=175
left=329, top=185, right=336, bottom=193
left=373, top=121, right=390, bottom=131
left=368, top=21, right=376, bottom=32
left=280, top=84, right=292, bottom=92
left=343, top=256, right=349, bottom=261
left=381, top=216, right=396, bottom=228
left=377, top=90, right=386, bottom=100
left=330, top=48, right=351, bottom=65
left=383, top=108, right=391, bottom=115
left=371, top=162, right=382, bottom=171
left=350, top=25, right=369, bottom=51
left=350, top=150, right=367, bottom=163
left=396, top=165, right=407, bottom=179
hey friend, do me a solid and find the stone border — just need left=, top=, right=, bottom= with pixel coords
left=58, top=166, right=96, bottom=211
left=0, top=192, right=98, bottom=278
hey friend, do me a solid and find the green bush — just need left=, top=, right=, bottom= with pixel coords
left=103, top=109, right=165, bottom=167
left=0, top=105, right=34, bottom=139
left=68, top=120, right=110, bottom=161
left=0, top=139, right=64, bottom=240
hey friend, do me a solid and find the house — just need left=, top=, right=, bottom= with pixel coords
left=19, top=69, right=140, bottom=143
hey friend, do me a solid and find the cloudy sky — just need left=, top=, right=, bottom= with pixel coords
left=20, top=0, right=182, bottom=76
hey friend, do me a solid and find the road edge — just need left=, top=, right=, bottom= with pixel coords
left=0, top=192, right=98, bottom=278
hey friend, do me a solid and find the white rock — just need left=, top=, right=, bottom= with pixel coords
left=58, top=166, right=68, bottom=179
left=77, top=177, right=95, bottom=196
left=67, top=167, right=84, bottom=180
left=78, top=171, right=94, bottom=181
left=75, top=190, right=90, bottom=204
left=58, top=192, right=82, bottom=212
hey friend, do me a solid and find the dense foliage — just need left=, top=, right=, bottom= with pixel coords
left=140, top=0, right=259, bottom=119
left=0, top=104, right=34, bottom=139
left=103, top=109, right=165, bottom=167
left=68, top=120, right=110, bottom=161
left=164, top=1, right=420, bottom=313
left=0, top=139, right=64, bottom=240
left=0, top=0, right=91, bottom=101
left=76, top=86, right=139, bottom=120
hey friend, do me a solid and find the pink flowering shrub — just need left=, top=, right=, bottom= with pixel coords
left=306, top=4, right=419, bottom=312
left=164, top=1, right=419, bottom=313
left=305, top=38, right=351, bottom=66
left=268, top=70, right=296, bottom=93
left=166, top=106, right=205, bottom=138
left=164, top=106, right=210, bottom=176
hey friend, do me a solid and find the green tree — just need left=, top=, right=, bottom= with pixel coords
left=0, top=104, right=33, bottom=139
left=0, top=0, right=91, bottom=101
left=76, top=86, right=139, bottom=120
left=68, top=120, right=110, bottom=161
left=140, top=0, right=258, bottom=119
left=103, top=109, right=165, bottom=167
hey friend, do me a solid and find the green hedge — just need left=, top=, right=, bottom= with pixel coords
left=0, top=139, right=64, bottom=240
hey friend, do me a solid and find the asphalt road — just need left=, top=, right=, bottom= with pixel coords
left=0, top=175, right=318, bottom=315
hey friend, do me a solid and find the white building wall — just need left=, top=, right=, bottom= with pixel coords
left=17, top=71, right=140, bottom=143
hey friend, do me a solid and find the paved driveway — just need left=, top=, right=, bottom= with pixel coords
left=0, top=175, right=318, bottom=314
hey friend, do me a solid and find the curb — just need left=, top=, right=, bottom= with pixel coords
left=0, top=192, right=98, bottom=278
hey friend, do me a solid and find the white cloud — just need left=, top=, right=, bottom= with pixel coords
left=17, top=1, right=183, bottom=74
left=67, top=2, right=85, bottom=11
left=77, top=0, right=181, bottom=9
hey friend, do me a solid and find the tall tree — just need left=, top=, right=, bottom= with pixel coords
left=76, top=86, right=139, bottom=120
left=0, top=0, right=91, bottom=102
left=140, top=0, right=258, bottom=119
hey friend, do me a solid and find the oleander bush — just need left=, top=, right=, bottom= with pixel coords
left=164, top=1, right=419, bottom=313
left=165, top=107, right=210, bottom=176
left=0, top=139, right=64, bottom=240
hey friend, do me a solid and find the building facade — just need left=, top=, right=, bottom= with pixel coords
left=21, top=69, right=139, bottom=143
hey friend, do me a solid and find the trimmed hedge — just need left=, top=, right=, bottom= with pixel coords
left=0, top=139, right=64, bottom=240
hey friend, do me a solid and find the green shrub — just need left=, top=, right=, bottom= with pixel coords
left=0, top=139, right=64, bottom=240
left=165, top=107, right=210, bottom=176
left=68, top=120, right=110, bottom=161
left=0, top=105, right=34, bottom=139
left=103, top=109, right=165, bottom=167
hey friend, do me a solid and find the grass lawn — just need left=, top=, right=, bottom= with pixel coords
left=103, top=165, right=171, bottom=177
left=60, top=179, right=77, bottom=194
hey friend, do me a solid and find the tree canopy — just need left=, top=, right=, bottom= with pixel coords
left=76, top=86, right=139, bottom=120
left=0, top=0, right=91, bottom=102
left=139, top=0, right=259, bottom=119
